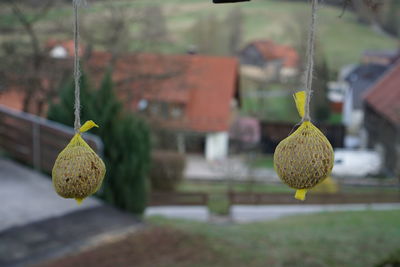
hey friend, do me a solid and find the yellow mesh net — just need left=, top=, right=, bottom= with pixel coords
left=273, top=91, right=334, bottom=201
left=52, top=120, right=106, bottom=204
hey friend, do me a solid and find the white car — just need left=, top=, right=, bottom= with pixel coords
left=331, top=149, right=382, bottom=178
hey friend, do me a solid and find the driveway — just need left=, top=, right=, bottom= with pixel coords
left=0, top=157, right=100, bottom=232
left=184, top=155, right=279, bottom=182
left=0, top=157, right=140, bottom=267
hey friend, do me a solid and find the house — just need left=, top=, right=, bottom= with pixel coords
left=0, top=42, right=240, bottom=160
left=363, top=60, right=400, bottom=177
left=328, top=63, right=389, bottom=148
left=85, top=52, right=240, bottom=161
left=239, top=40, right=299, bottom=82
left=361, top=49, right=400, bottom=66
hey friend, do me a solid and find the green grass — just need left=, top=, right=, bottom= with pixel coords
left=242, top=94, right=299, bottom=122
left=148, top=210, right=400, bottom=266
left=329, top=113, right=343, bottom=125
left=251, top=155, right=275, bottom=169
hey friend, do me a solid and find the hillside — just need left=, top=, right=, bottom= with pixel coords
left=1, top=0, right=396, bottom=72
left=91, top=0, right=397, bottom=71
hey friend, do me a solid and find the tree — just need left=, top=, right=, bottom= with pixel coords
left=189, top=9, right=244, bottom=56
left=47, top=74, right=94, bottom=125
left=103, top=114, right=150, bottom=213
left=48, top=71, right=151, bottom=215
left=225, top=7, right=244, bottom=55
left=379, top=0, right=400, bottom=37
left=139, top=5, right=169, bottom=51
left=189, top=14, right=232, bottom=56
left=1, top=0, right=67, bottom=115
left=311, top=49, right=331, bottom=123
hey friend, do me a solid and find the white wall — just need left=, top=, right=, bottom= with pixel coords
left=205, top=132, right=228, bottom=161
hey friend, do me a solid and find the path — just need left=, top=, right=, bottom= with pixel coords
left=145, top=203, right=400, bottom=224
left=0, top=157, right=140, bottom=267
left=0, top=157, right=100, bottom=232
left=184, top=155, right=279, bottom=182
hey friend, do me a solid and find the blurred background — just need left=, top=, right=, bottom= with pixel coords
left=0, top=0, right=399, bottom=266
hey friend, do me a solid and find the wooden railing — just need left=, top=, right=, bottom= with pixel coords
left=0, top=105, right=103, bottom=173
left=149, top=192, right=209, bottom=206
left=228, top=192, right=400, bottom=205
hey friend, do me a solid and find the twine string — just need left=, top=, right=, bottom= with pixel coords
left=303, top=0, right=318, bottom=122
left=73, top=0, right=85, bottom=132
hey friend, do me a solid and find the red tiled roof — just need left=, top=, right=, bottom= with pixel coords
left=86, top=52, right=239, bottom=133
left=251, top=40, right=299, bottom=68
left=364, top=61, right=400, bottom=125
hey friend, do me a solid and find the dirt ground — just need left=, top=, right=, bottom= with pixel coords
left=40, top=227, right=221, bottom=267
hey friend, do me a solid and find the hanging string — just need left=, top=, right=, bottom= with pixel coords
left=303, top=0, right=318, bottom=122
left=73, top=0, right=85, bottom=132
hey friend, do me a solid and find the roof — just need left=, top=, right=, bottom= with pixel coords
left=249, top=40, right=299, bottom=68
left=364, top=61, right=400, bottom=125
left=362, top=50, right=400, bottom=66
left=86, top=52, right=239, bottom=133
left=344, top=63, right=388, bottom=109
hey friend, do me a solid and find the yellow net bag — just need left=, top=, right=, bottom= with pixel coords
left=273, top=91, right=334, bottom=201
left=52, top=120, right=106, bottom=204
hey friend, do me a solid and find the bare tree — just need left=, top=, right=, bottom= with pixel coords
left=140, top=5, right=169, bottom=48
left=225, top=7, right=244, bottom=55
left=0, top=0, right=68, bottom=115
left=188, top=8, right=243, bottom=56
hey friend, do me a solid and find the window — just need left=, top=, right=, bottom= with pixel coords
left=171, top=105, right=183, bottom=119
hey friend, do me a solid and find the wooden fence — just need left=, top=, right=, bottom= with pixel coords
left=148, top=191, right=400, bottom=207
left=0, top=105, right=103, bottom=173
left=228, top=192, right=400, bottom=205
left=149, top=192, right=209, bottom=206
left=260, top=121, right=345, bottom=153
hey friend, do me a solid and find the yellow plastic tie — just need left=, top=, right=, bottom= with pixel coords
left=75, top=198, right=83, bottom=205
left=295, top=189, right=307, bottom=201
left=293, top=91, right=306, bottom=119
left=79, top=120, right=99, bottom=133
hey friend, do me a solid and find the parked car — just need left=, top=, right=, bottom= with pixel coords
left=331, top=149, right=382, bottom=177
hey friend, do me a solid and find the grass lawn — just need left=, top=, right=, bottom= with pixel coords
left=242, top=93, right=299, bottom=122
left=251, top=154, right=275, bottom=168
left=148, top=210, right=400, bottom=266
left=44, top=210, right=400, bottom=267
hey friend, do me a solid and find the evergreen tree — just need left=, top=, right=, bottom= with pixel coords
left=47, top=74, right=94, bottom=126
left=103, top=114, right=150, bottom=213
left=89, top=70, right=122, bottom=138
left=312, top=49, right=331, bottom=123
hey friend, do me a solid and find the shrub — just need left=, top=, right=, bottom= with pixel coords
left=376, top=248, right=400, bottom=267
left=150, top=150, right=186, bottom=192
